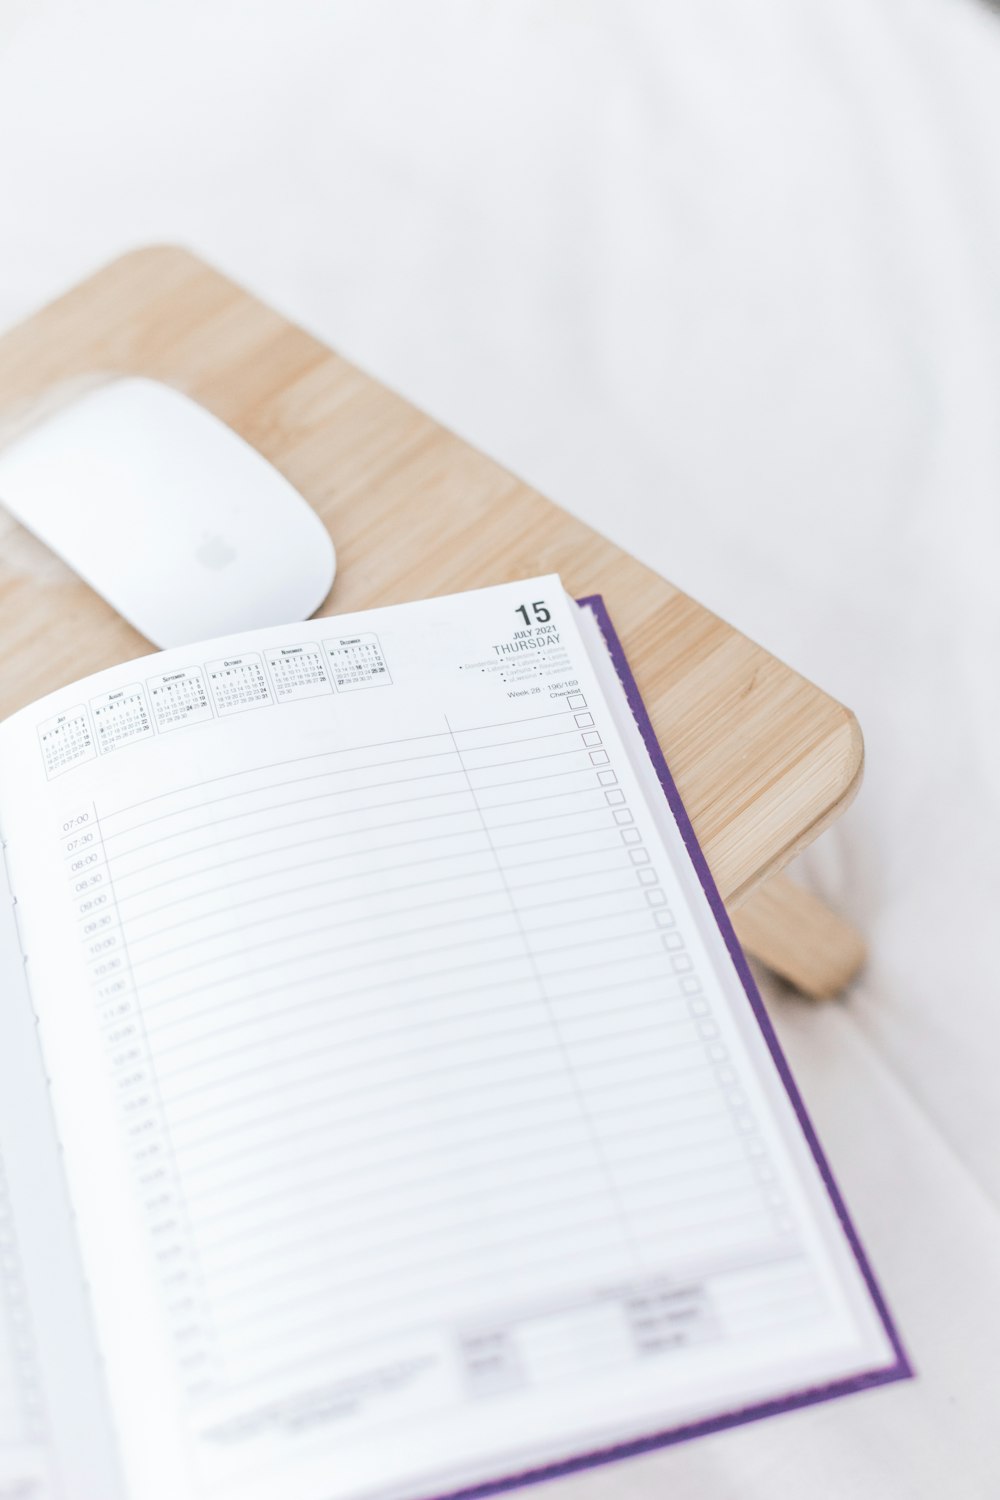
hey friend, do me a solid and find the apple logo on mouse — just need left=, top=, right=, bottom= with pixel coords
left=197, top=532, right=238, bottom=570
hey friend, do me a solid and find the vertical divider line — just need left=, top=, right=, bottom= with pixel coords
left=444, top=715, right=644, bottom=1271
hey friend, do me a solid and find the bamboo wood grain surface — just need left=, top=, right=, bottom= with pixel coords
left=0, top=246, right=862, bottom=930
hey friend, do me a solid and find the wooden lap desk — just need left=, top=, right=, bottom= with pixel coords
left=0, top=247, right=865, bottom=998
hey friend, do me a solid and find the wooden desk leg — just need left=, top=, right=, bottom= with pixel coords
left=730, top=873, right=867, bottom=1000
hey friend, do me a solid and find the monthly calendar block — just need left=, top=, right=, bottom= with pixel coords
left=37, top=705, right=96, bottom=779
left=265, top=644, right=332, bottom=701
left=205, top=655, right=274, bottom=716
left=323, top=633, right=392, bottom=691
left=90, top=686, right=154, bottom=756
left=146, top=668, right=214, bottom=733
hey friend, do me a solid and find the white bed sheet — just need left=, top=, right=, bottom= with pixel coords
left=1, top=0, right=999, bottom=1493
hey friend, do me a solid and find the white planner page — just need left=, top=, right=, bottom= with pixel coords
left=0, top=1161, right=48, bottom=1500
left=0, top=854, right=125, bottom=1500
left=0, top=857, right=55, bottom=1500
left=0, top=578, right=897, bottom=1500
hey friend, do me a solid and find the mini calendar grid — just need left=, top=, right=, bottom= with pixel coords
left=36, top=631, right=397, bottom=773
left=91, top=685, right=154, bottom=756
left=323, top=633, right=392, bottom=691
left=265, top=645, right=332, bottom=702
left=147, top=668, right=214, bottom=733
left=38, top=706, right=96, bottom=779
left=206, top=655, right=274, bottom=717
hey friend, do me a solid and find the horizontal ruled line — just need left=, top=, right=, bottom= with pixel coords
left=195, top=1132, right=755, bottom=1265
left=203, top=1169, right=771, bottom=1311
left=161, top=1036, right=715, bottom=1143
left=139, top=904, right=660, bottom=1004
left=155, top=995, right=703, bottom=1096
left=112, top=799, right=623, bottom=904
left=126, top=874, right=646, bottom=970
left=103, top=732, right=592, bottom=839
left=110, top=776, right=609, bottom=873
left=142, top=955, right=681, bottom=1052
left=186, top=1092, right=740, bottom=1232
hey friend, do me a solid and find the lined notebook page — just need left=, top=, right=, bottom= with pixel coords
left=0, top=578, right=898, bottom=1500
left=0, top=866, right=51, bottom=1500
left=0, top=1158, right=48, bottom=1500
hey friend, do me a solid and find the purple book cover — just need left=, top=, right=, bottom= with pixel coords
left=426, top=594, right=911, bottom=1500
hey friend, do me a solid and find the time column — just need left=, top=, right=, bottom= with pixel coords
left=59, top=805, right=217, bottom=1401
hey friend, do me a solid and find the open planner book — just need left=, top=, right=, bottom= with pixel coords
left=0, top=577, right=908, bottom=1500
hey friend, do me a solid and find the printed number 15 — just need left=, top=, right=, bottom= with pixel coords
left=515, top=601, right=551, bottom=625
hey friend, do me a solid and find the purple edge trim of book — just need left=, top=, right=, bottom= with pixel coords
left=422, top=594, right=912, bottom=1500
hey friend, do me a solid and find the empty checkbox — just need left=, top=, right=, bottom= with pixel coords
left=574, top=712, right=594, bottom=728
left=671, top=952, right=693, bottom=973
left=636, top=868, right=658, bottom=886
left=582, top=730, right=602, bottom=747
left=589, top=749, right=609, bottom=766
left=661, top=931, right=683, bottom=951
left=697, top=1019, right=718, bottom=1039
left=687, top=995, right=709, bottom=1016
left=605, top=788, right=626, bottom=806
left=628, top=847, right=650, bottom=865
left=644, top=888, right=667, bottom=907
left=653, top=907, right=675, bottom=927
left=567, top=694, right=587, bottom=710
left=621, top=828, right=641, bottom=845
left=597, top=769, right=617, bottom=785
left=613, top=808, right=633, bottom=825
left=707, top=1042, right=728, bottom=1063
left=679, top=976, right=700, bottom=994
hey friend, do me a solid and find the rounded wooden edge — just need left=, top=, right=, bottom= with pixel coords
left=0, top=246, right=869, bottom=911
left=91, top=242, right=205, bottom=281
left=726, top=707, right=865, bottom=911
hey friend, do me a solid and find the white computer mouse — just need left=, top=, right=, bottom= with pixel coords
left=0, top=375, right=336, bottom=648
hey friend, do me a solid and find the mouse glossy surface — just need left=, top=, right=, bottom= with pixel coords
left=0, top=376, right=336, bottom=647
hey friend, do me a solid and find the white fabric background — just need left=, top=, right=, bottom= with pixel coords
left=1, top=0, right=999, bottom=1493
